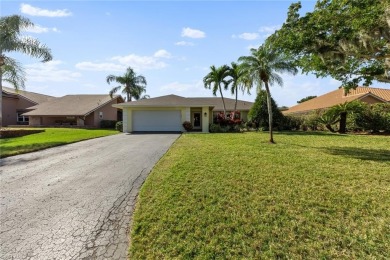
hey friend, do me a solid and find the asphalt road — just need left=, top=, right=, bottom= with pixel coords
left=0, top=133, right=179, bottom=260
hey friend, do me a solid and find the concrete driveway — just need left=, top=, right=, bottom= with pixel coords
left=0, top=133, right=179, bottom=260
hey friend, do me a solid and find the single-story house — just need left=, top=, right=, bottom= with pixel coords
left=284, top=86, right=390, bottom=115
left=113, top=94, right=253, bottom=133
left=2, top=87, right=55, bottom=126
left=23, top=95, right=124, bottom=127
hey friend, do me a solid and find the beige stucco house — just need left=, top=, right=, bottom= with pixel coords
left=2, top=87, right=55, bottom=126
left=23, top=95, right=124, bottom=127
left=284, top=87, right=390, bottom=115
left=113, top=94, right=253, bottom=133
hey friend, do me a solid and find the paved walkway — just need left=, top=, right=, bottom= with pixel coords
left=0, top=133, right=179, bottom=259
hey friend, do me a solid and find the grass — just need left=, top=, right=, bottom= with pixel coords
left=130, top=132, right=390, bottom=259
left=0, top=128, right=118, bottom=158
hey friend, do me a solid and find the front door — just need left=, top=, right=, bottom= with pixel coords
left=193, top=112, right=201, bottom=129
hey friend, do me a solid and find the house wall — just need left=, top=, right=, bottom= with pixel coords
left=2, top=96, right=36, bottom=126
left=91, top=99, right=119, bottom=127
left=359, top=95, right=385, bottom=105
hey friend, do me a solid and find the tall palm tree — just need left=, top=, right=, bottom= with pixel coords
left=239, top=44, right=297, bottom=143
left=106, top=67, right=147, bottom=102
left=0, top=15, right=53, bottom=127
left=203, top=65, right=230, bottom=118
left=226, top=62, right=251, bottom=111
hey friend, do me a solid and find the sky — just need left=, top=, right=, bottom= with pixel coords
left=2, top=0, right=389, bottom=107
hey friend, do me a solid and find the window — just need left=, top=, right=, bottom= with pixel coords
left=17, top=112, right=29, bottom=123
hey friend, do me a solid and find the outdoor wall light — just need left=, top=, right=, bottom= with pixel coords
left=204, top=112, right=207, bottom=117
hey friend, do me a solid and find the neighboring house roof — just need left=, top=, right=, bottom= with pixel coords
left=23, top=95, right=122, bottom=116
left=2, top=86, right=55, bottom=104
left=285, top=87, right=390, bottom=114
left=114, top=94, right=253, bottom=111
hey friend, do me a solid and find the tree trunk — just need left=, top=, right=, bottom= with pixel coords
left=264, top=81, right=274, bottom=143
left=234, top=85, right=238, bottom=111
left=219, top=84, right=227, bottom=119
left=339, top=112, right=347, bottom=133
left=325, top=124, right=335, bottom=132
left=0, top=63, right=3, bottom=128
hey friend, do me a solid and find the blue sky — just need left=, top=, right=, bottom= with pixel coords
left=2, top=1, right=389, bottom=107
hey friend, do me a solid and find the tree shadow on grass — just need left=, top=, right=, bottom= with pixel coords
left=322, top=147, right=390, bottom=162
left=276, top=131, right=348, bottom=137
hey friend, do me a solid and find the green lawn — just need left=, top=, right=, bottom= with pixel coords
left=0, top=128, right=118, bottom=158
left=130, top=132, right=390, bottom=259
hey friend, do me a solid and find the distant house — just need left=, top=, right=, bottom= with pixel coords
left=114, top=94, right=253, bottom=133
left=2, top=87, right=55, bottom=126
left=284, top=87, right=390, bottom=115
left=23, top=95, right=124, bottom=127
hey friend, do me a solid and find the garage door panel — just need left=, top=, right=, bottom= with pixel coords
left=132, top=110, right=182, bottom=131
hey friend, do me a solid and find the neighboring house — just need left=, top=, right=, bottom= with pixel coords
left=113, top=94, right=253, bottom=133
left=284, top=87, right=390, bottom=115
left=2, top=87, right=55, bottom=126
left=23, top=95, right=124, bottom=127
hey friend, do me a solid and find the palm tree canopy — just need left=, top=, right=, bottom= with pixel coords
left=238, top=44, right=297, bottom=91
left=203, top=65, right=230, bottom=96
left=0, top=15, right=53, bottom=65
left=106, top=67, right=147, bottom=101
left=227, top=62, right=252, bottom=95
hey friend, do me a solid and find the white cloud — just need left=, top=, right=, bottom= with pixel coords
left=25, top=60, right=81, bottom=82
left=237, top=32, right=259, bottom=40
left=24, top=24, right=60, bottom=33
left=154, top=49, right=172, bottom=59
left=75, top=62, right=126, bottom=72
left=111, top=54, right=167, bottom=70
left=76, top=51, right=169, bottom=72
left=258, top=25, right=280, bottom=33
left=175, top=41, right=195, bottom=46
left=20, top=3, right=72, bottom=17
left=181, top=27, right=206, bottom=39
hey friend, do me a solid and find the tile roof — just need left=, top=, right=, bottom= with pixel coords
left=3, top=87, right=55, bottom=104
left=285, top=87, right=390, bottom=114
left=114, top=94, right=253, bottom=111
left=23, top=95, right=121, bottom=116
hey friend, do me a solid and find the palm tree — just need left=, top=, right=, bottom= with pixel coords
left=106, top=67, right=147, bottom=102
left=226, top=62, right=251, bottom=111
left=239, top=44, right=297, bottom=143
left=203, top=65, right=230, bottom=118
left=0, top=15, right=53, bottom=127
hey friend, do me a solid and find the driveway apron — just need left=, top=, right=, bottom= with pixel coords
left=0, top=133, right=179, bottom=260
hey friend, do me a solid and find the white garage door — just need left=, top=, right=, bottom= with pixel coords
left=132, top=110, right=182, bottom=131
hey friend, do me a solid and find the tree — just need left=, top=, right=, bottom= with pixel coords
left=248, top=90, right=285, bottom=130
left=203, top=65, right=230, bottom=118
left=106, top=67, right=147, bottom=102
left=0, top=15, right=52, bottom=127
left=268, top=0, right=390, bottom=90
left=297, top=95, right=317, bottom=104
left=239, top=44, right=297, bottom=143
left=226, top=62, right=251, bottom=111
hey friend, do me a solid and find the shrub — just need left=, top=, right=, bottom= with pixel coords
left=209, top=123, right=243, bottom=133
left=0, top=129, right=45, bottom=139
left=100, top=120, right=117, bottom=129
left=354, top=103, right=390, bottom=133
left=209, top=123, right=222, bottom=133
left=282, top=115, right=303, bottom=130
left=115, top=121, right=123, bottom=132
left=248, top=90, right=285, bottom=130
left=182, top=121, right=193, bottom=131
